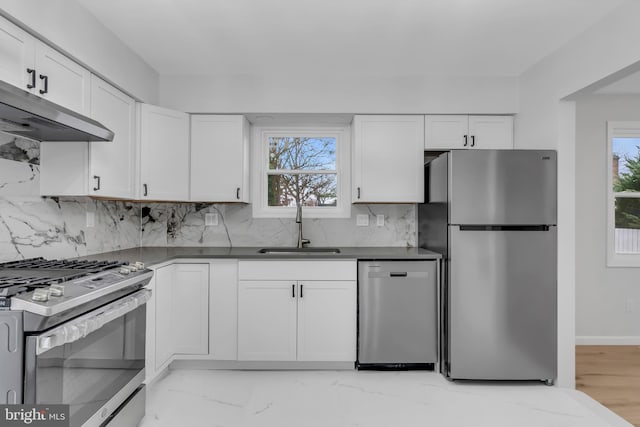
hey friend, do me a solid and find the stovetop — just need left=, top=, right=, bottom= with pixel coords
left=0, top=257, right=152, bottom=316
left=0, top=258, right=125, bottom=292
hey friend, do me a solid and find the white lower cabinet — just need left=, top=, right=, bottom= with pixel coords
left=297, top=281, right=356, bottom=361
left=237, top=260, right=357, bottom=362
left=209, top=260, right=239, bottom=360
left=173, top=263, right=209, bottom=355
left=237, top=281, right=297, bottom=361
left=146, top=262, right=210, bottom=383
left=151, top=265, right=172, bottom=373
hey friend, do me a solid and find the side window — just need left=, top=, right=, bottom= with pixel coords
left=607, top=122, right=640, bottom=266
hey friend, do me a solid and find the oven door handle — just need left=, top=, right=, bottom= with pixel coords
left=35, top=289, right=151, bottom=355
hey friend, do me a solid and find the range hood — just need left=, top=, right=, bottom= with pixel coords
left=0, top=79, right=114, bottom=142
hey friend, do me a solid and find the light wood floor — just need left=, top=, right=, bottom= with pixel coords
left=576, top=345, right=640, bottom=426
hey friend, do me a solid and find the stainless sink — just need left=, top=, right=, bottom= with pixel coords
left=257, top=247, right=341, bottom=254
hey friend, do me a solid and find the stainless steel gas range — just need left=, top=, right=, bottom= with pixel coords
left=0, top=257, right=153, bottom=427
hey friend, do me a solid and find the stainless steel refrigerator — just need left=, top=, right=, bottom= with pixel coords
left=418, top=150, right=557, bottom=383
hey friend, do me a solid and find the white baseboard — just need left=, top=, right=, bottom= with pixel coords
left=575, top=336, right=640, bottom=345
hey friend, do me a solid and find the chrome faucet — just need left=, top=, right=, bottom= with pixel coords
left=296, top=204, right=310, bottom=248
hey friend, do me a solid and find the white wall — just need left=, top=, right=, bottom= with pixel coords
left=0, top=0, right=159, bottom=103
left=160, top=74, right=518, bottom=114
left=575, top=94, right=640, bottom=344
left=517, top=0, right=640, bottom=388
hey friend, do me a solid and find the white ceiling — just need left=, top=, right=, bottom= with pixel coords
left=76, top=0, right=625, bottom=78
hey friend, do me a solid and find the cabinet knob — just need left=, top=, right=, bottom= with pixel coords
left=39, top=74, right=48, bottom=95
left=26, top=68, right=36, bottom=89
left=93, top=175, right=100, bottom=191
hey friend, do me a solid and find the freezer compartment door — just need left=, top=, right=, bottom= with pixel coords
left=358, top=261, right=437, bottom=364
left=449, top=150, right=556, bottom=225
left=447, top=226, right=557, bottom=380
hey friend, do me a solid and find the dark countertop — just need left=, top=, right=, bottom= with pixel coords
left=81, top=246, right=441, bottom=267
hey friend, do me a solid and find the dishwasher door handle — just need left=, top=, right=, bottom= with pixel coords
left=389, top=272, right=408, bottom=277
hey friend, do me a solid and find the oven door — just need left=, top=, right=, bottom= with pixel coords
left=24, top=289, right=150, bottom=427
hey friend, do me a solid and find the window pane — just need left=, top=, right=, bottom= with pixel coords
left=612, top=137, right=640, bottom=193
left=615, top=197, right=640, bottom=253
left=267, top=174, right=337, bottom=207
left=268, top=137, right=336, bottom=171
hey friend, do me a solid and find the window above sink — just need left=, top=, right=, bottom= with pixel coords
left=251, top=125, right=351, bottom=218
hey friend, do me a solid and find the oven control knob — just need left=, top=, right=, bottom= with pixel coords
left=32, top=288, right=49, bottom=302
left=49, top=284, right=64, bottom=297
left=119, top=267, right=131, bottom=275
left=134, top=262, right=145, bottom=269
left=127, top=264, right=138, bottom=272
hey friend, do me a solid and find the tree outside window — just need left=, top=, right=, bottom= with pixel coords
left=267, top=136, right=337, bottom=208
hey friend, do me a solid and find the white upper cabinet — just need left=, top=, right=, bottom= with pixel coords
left=89, top=76, right=136, bottom=199
left=425, top=115, right=514, bottom=150
left=0, top=15, right=35, bottom=90
left=35, top=43, right=91, bottom=115
left=138, top=104, right=190, bottom=201
left=352, top=115, right=424, bottom=203
left=190, top=115, right=250, bottom=202
left=467, top=115, right=514, bottom=149
left=0, top=16, right=90, bottom=115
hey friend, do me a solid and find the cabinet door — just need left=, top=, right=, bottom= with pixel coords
left=173, top=264, right=209, bottom=355
left=424, top=115, right=469, bottom=149
left=39, top=141, right=89, bottom=196
left=139, top=104, right=190, bottom=201
left=0, top=16, right=35, bottom=90
left=297, top=281, right=356, bottom=362
left=352, top=115, right=424, bottom=203
left=89, top=76, right=136, bottom=198
left=468, top=116, right=514, bottom=149
left=210, top=260, right=238, bottom=360
left=154, top=265, right=174, bottom=370
left=190, top=115, right=250, bottom=202
left=35, top=42, right=90, bottom=115
left=237, top=281, right=297, bottom=361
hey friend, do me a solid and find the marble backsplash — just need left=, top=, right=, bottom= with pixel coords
left=141, top=203, right=416, bottom=248
left=0, top=134, right=140, bottom=262
left=0, top=134, right=417, bottom=262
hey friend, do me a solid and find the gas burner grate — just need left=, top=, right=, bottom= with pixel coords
left=0, top=257, right=124, bottom=273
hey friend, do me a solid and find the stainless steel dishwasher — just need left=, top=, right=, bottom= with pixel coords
left=357, top=260, right=438, bottom=368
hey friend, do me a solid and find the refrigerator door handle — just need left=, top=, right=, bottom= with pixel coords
left=458, top=225, right=550, bottom=232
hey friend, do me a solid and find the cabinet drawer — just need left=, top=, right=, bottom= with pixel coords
left=239, top=260, right=356, bottom=281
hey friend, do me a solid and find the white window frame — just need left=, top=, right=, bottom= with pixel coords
left=251, top=125, right=351, bottom=218
left=607, top=121, right=640, bottom=267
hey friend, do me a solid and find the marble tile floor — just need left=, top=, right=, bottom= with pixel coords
left=140, top=370, right=630, bottom=427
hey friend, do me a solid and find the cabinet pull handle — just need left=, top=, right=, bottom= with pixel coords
left=292, top=284, right=295, bottom=298
left=357, top=187, right=361, bottom=199
left=39, top=74, right=48, bottom=95
left=236, top=187, right=240, bottom=200
left=463, top=135, right=468, bottom=147
left=143, top=183, right=148, bottom=197
left=300, top=284, right=304, bottom=298
left=26, top=68, right=36, bottom=89
left=93, top=175, right=100, bottom=191
left=471, top=135, right=475, bottom=147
